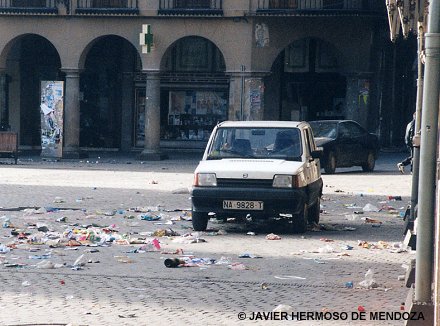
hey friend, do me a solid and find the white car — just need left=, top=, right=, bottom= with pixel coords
left=191, top=121, right=323, bottom=233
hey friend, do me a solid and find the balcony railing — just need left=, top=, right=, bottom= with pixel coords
left=159, top=0, right=223, bottom=16
left=0, top=0, right=57, bottom=14
left=256, top=0, right=384, bottom=14
left=76, top=0, right=138, bottom=15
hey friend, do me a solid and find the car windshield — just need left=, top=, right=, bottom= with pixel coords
left=309, top=121, right=338, bottom=139
left=207, top=127, right=302, bottom=161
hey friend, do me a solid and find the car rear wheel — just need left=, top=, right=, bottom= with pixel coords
left=308, top=197, right=320, bottom=225
left=192, top=210, right=209, bottom=231
left=362, top=151, right=375, bottom=172
left=324, top=151, right=336, bottom=174
left=290, top=203, right=308, bottom=234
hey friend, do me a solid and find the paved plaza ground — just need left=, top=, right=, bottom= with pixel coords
left=0, top=152, right=419, bottom=325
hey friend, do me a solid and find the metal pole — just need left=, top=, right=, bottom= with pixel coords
left=410, top=23, right=425, bottom=221
left=415, top=0, right=440, bottom=303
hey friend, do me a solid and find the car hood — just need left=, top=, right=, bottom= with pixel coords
left=314, top=137, right=334, bottom=146
left=195, top=158, right=304, bottom=179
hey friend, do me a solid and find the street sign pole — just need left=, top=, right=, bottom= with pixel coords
left=387, top=1, right=438, bottom=324
left=415, top=16, right=440, bottom=305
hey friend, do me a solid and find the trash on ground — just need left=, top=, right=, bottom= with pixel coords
left=266, top=233, right=281, bottom=240
left=238, top=253, right=262, bottom=258
left=164, top=258, right=184, bottom=268
left=228, top=262, right=248, bottom=270
left=315, top=244, right=337, bottom=254
left=345, top=281, right=353, bottom=288
left=341, top=244, right=353, bottom=250
left=215, top=256, right=231, bottom=265
left=362, top=217, right=382, bottom=225
left=274, top=275, right=306, bottom=280
left=114, top=255, right=135, bottom=263
left=154, top=228, right=180, bottom=237
left=362, top=203, right=379, bottom=212
left=359, top=269, right=378, bottom=289
left=139, top=214, right=161, bottom=221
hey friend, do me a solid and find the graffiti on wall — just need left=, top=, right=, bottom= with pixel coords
left=40, top=81, right=64, bottom=158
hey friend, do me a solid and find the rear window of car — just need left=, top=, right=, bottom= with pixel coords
left=207, top=127, right=303, bottom=161
left=309, top=121, right=338, bottom=139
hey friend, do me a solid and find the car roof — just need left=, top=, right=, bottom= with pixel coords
left=309, top=120, right=357, bottom=124
left=216, top=121, right=306, bottom=128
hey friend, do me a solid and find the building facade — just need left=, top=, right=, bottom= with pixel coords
left=0, top=0, right=414, bottom=159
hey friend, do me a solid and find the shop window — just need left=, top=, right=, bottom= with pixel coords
left=157, top=36, right=227, bottom=143
left=162, top=90, right=228, bottom=141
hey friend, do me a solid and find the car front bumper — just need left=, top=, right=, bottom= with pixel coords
left=191, top=186, right=307, bottom=219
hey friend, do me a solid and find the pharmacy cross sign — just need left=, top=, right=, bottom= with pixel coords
left=139, top=24, right=154, bottom=54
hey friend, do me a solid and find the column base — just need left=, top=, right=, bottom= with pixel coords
left=404, top=286, right=434, bottom=325
left=138, top=150, right=168, bottom=161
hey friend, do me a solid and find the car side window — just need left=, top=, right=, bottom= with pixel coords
left=338, top=123, right=350, bottom=138
left=304, top=128, right=314, bottom=157
left=348, top=123, right=365, bottom=137
left=346, top=122, right=365, bottom=137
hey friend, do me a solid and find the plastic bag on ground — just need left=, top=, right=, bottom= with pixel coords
left=359, top=268, right=378, bottom=288
left=363, top=203, right=379, bottom=212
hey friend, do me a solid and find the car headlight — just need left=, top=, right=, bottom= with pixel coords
left=273, top=175, right=293, bottom=188
left=194, top=173, right=217, bottom=187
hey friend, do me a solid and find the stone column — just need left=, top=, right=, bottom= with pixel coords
left=62, top=68, right=81, bottom=158
left=139, top=71, right=167, bottom=160
left=228, top=72, right=266, bottom=121
left=0, top=71, right=9, bottom=130
left=243, top=77, right=264, bottom=121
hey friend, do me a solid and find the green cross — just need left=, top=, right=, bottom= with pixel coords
left=144, top=25, right=153, bottom=52
left=140, top=25, right=154, bottom=53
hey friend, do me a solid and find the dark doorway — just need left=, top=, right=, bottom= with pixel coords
left=274, top=38, right=346, bottom=122
left=14, top=35, right=61, bottom=147
left=80, top=36, right=138, bottom=148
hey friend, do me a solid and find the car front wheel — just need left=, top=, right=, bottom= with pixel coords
left=362, top=151, right=375, bottom=172
left=192, top=210, right=209, bottom=231
left=290, top=203, right=308, bottom=234
left=324, top=151, right=336, bottom=174
left=308, top=197, right=320, bottom=225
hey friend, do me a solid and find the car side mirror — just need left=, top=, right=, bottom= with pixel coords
left=311, top=147, right=323, bottom=160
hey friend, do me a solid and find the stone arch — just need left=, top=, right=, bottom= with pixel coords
left=160, top=35, right=226, bottom=73
left=78, top=35, right=141, bottom=148
left=2, top=34, right=61, bottom=146
left=0, top=33, right=61, bottom=69
left=78, top=34, right=142, bottom=71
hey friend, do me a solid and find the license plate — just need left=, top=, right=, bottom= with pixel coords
left=223, top=200, right=264, bottom=210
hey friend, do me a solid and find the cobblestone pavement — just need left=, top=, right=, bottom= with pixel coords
left=0, top=152, right=417, bottom=326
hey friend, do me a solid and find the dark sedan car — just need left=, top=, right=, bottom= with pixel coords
left=309, top=120, right=380, bottom=174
